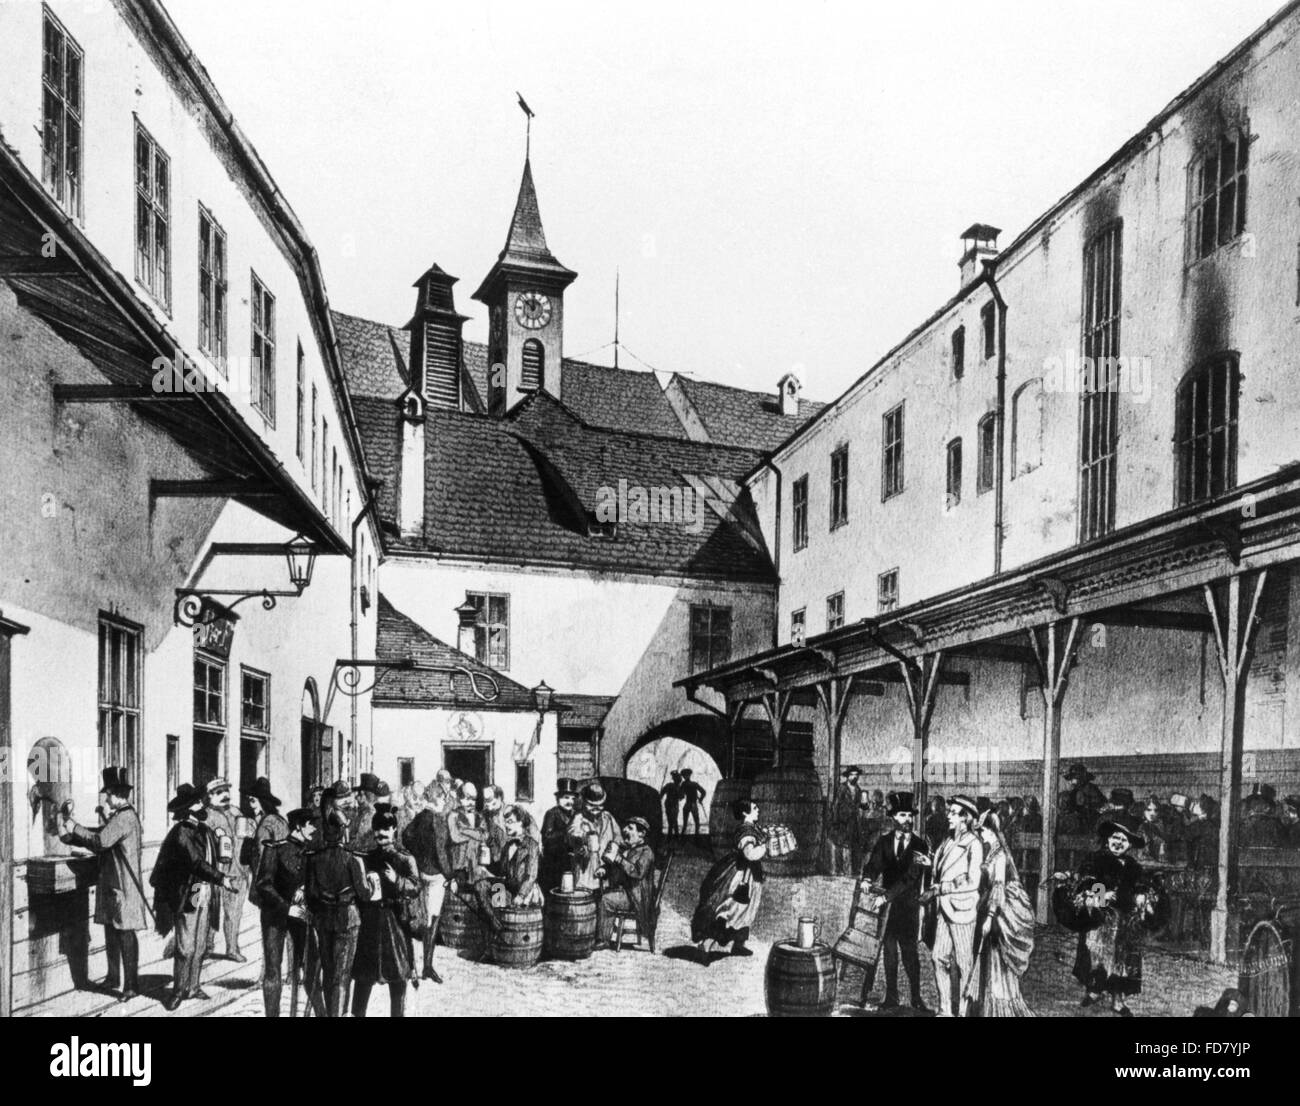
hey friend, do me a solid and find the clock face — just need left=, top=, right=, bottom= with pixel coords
left=514, top=291, right=552, bottom=330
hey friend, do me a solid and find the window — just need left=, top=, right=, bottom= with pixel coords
left=399, top=758, right=415, bottom=788
left=198, top=207, right=227, bottom=370
left=98, top=616, right=142, bottom=804
left=514, top=761, right=535, bottom=803
left=312, top=394, right=320, bottom=490
left=826, top=592, right=845, bottom=631
left=250, top=273, right=276, bottom=423
left=689, top=604, right=732, bottom=673
left=194, top=653, right=226, bottom=728
left=882, top=403, right=905, bottom=500
left=321, top=418, right=329, bottom=503
left=951, top=325, right=965, bottom=380
left=981, top=301, right=997, bottom=360
left=467, top=592, right=510, bottom=670
left=241, top=667, right=270, bottom=733
left=1079, top=220, right=1122, bottom=541
left=976, top=413, right=997, bottom=495
left=521, top=339, right=544, bottom=391
left=946, top=438, right=963, bottom=507
left=42, top=10, right=82, bottom=218
left=790, top=607, right=806, bottom=645
left=166, top=734, right=181, bottom=801
left=1188, top=129, right=1248, bottom=262
left=878, top=569, right=899, bottom=613
left=1011, top=380, right=1044, bottom=477
left=134, top=121, right=171, bottom=309
left=829, top=446, right=849, bottom=530
left=792, top=475, right=809, bottom=551
left=1175, top=354, right=1239, bottom=505
left=296, top=342, right=306, bottom=461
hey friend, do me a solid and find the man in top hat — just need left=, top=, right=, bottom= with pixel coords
left=830, top=767, right=862, bottom=876
left=304, top=797, right=369, bottom=1017
left=203, top=777, right=251, bottom=963
left=57, top=767, right=146, bottom=1002
left=660, top=771, right=683, bottom=838
left=254, top=808, right=324, bottom=1017
left=350, top=773, right=390, bottom=852
left=863, top=791, right=932, bottom=1011
left=570, top=781, right=621, bottom=890
left=151, top=783, right=236, bottom=1011
left=679, top=769, right=707, bottom=838
left=1060, top=763, right=1105, bottom=832
left=401, top=777, right=456, bottom=983
left=922, top=794, right=984, bottom=1017
left=541, top=777, right=579, bottom=895
left=598, top=816, right=658, bottom=949
left=245, top=777, right=289, bottom=909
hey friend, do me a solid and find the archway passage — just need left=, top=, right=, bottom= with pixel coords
left=625, top=715, right=726, bottom=837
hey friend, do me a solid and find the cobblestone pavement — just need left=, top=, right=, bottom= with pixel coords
left=209, top=846, right=1236, bottom=1019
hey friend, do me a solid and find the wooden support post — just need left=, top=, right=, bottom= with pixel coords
left=1203, top=571, right=1267, bottom=964
left=1028, top=617, right=1082, bottom=924
left=0, top=614, right=31, bottom=1019
left=898, top=652, right=944, bottom=819
left=759, top=688, right=793, bottom=769
left=815, top=675, right=856, bottom=788
left=726, top=699, right=749, bottom=778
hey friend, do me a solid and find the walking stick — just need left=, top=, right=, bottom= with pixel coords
left=288, top=926, right=301, bottom=1019
left=300, top=922, right=323, bottom=1018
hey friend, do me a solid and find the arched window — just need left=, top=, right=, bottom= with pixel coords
left=521, top=340, right=544, bottom=391
left=976, top=412, right=997, bottom=494
left=946, top=437, right=962, bottom=507
left=1176, top=353, right=1239, bottom=504
left=1011, top=379, right=1044, bottom=477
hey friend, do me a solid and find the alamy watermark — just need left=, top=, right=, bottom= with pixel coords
left=1042, top=351, right=1153, bottom=404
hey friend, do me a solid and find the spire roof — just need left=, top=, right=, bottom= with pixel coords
left=473, top=156, right=576, bottom=302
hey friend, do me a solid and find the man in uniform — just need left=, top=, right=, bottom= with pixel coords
left=151, top=783, right=234, bottom=1011
left=254, top=808, right=323, bottom=1017
left=58, top=767, right=146, bottom=1002
left=204, top=777, right=251, bottom=963
left=660, top=771, right=682, bottom=838
left=304, top=803, right=369, bottom=1017
left=401, top=782, right=455, bottom=983
left=924, top=794, right=983, bottom=1018
left=830, top=766, right=861, bottom=876
left=569, top=781, right=620, bottom=890
left=863, top=791, right=931, bottom=1011
left=679, top=769, right=707, bottom=838
left=540, top=778, right=578, bottom=895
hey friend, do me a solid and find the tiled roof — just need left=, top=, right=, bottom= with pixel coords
left=374, top=594, right=537, bottom=711
left=559, top=359, right=686, bottom=439
left=333, top=311, right=408, bottom=398
left=349, top=394, right=402, bottom=535
left=675, top=375, right=825, bottom=451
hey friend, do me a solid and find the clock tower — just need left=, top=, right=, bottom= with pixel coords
left=472, top=157, right=576, bottom=414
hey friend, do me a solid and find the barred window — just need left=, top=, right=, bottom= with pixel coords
left=882, top=403, right=905, bottom=500
left=689, top=604, right=731, bottom=673
left=792, top=474, right=809, bottom=551
left=878, top=569, right=899, bottom=614
left=99, top=616, right=142, bottom=808
left=1175, top=354, right=1239, bottom=505
left=1188, top=130, right=1248, bottom=262
left=134, top=121, right=170, bottom=309
left=250, top=273, right=276, bottom=423
left=198, top=207, right=227, bottom=370
left=830, top=445, right=849, bottom=530
left=41, top=10, right=82, bottom=218
left=1079, top=220, right=1122, bottom=541
left=826, top=592, right=845, bottom=632
left=946, top=438, right=963, bottom=507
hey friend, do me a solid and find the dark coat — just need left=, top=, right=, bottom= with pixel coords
left=353, top=846, right=420, bottom=984
left=246, top=811, right=289, bottom=906
left=830, top=783, right=859, bottom=846
left=864, top=828, right=931, bottom=934
left=65, top=806, right=148, bottom=931
left=494, top=835, right=541, bottom=900
left=401, top=808, right=454, bottom=876
left=304, top=842, right=368, bottom=932
left=255, top=836, right=310, bottom=922
left=150, top=819, right=225, bottom=936
left=540, top=806, right=574, bottom=893
left=604, top=841, right=656, bottom=936
left=447, top=809, right=489, bottom=877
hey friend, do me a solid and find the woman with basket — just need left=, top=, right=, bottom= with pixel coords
left=691, top=800, right=769, bottom=963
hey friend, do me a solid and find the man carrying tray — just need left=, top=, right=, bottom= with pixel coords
left=862, top=791, right=931, bottom=1011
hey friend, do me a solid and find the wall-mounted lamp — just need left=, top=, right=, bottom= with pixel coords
left=531, top=679, right=554, bottom=717
left=174, top=534, right=320, bottom=626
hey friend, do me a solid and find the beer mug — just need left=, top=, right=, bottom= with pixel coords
left=235, top=815, right=252, bottom=838
left=217, top=830, right=234, bottom=864
left=366, top=871, right=382, bottom=901
left=797, top=916, right=821, bottom=950
left=560, top=872, right=576, bottom=894
left=478, top=842, right=493, bottom=866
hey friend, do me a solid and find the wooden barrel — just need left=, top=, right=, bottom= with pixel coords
left=439, top=893, right=488, bottom=958
left=544, top=890, right=598, bottom=960
left=493, top=906, right=544, bottom=968
left=750, top=768, right=824, bottom=875
left=710, top=778, right=752, bottom=857
left=765, top=941, right=837, bottom=1017
left=1238, top=919, right=1294, bottom=1017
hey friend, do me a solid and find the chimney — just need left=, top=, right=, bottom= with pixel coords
left=959, top=223, right=1001, bottom=288
left=777, top=371, right=802, bottom=417
left=397, top=390, right=426, bottom=538
left=408, top=264, right=469, bottom=410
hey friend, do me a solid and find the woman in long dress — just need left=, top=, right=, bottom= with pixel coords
left=965, top=809, right=1035, bottom=1016
left=691, top=800, right=767, bottom=962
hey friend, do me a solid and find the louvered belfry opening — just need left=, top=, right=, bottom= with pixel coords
left=521, top=339, right=544, bottom=391
left=408, top=263, right=468, bottom=411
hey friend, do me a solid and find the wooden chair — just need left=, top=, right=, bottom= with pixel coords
left=608, top=851, right=674, bottom=953
left=831, top=877, right=891, bottom=1005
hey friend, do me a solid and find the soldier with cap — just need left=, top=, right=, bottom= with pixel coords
left=304, top=788, right=369, bottom=1017
left=923, top=794, right=984, bottom=1017
left=57, top=767, right=146, bottom=1002
left=203, top=776, right=251, bottom=962
left=151, top=783, right=235, bottom=1011
left=863, top=790, right=932, bottom=1010
left=352, top=804, right=420, bottom=1017
left=569, top=781, right=620, bottom=890
left=254, top=808, right=323, bottom=1017
left=540, top=777, right=579, bottom=895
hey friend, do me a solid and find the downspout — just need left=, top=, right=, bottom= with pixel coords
left=349, top=492, right=378, bottom=778
left=761, top=458, right=783, bottom=650
left=985, top=261, right=1008, bottom=575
